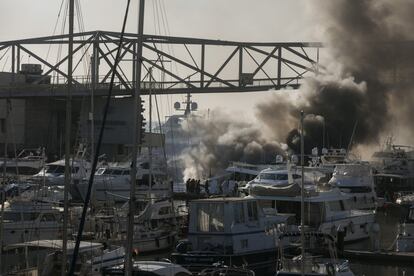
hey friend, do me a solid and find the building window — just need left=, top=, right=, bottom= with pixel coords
left=0, top=118, right=6, bottom=133
left=117, top=144, right=124, bottom=155
left=241, top=239, right=248, bottom=249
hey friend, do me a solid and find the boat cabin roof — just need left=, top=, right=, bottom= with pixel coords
left=4, top=240, right=103, bottom=253
left=247, top=187, right=349, bottom=203
left=191, top=197, right=256, bottom=203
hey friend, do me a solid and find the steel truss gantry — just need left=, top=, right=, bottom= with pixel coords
left=0, top=30, right=322, bottom=98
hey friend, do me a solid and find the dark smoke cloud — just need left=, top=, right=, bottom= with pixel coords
left=180, top=111, right=286, bottom=179
left=180, top=1, right=414, bottom=179
left=258, top=0, right=414, bottom=153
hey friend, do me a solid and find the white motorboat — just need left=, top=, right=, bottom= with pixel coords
left=172, top=197, right=294, bottom=274
left=1, top=239, right=124, bottom=275
left=371, top=138, right=414, bottom=201
left=395, top=205, right=414, bottom=252
left=276, top=231, right=355, bottom=276
left=0, top=199, right=63, bottom=246
left=329, top=163, right=378, bottom=210
left=74, top=158, right=171, bottom=202
left=0, top=148, right=46, bottom=175
left=248, top=183, right=376, bottom=242
left=91, top=199, right=185, bottom=254
left=32, top=158, right=90, bottom=186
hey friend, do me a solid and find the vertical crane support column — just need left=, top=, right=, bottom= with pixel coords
left=277, top=47, right=282, bottom=87
left=201, top=44, right=205, bottom=88
left=238, top=46, right=243, bottom=87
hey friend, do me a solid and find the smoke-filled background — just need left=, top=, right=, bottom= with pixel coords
left=180, top=0, right=414, bottom=180
left=180, top=111, right=286, bottom=180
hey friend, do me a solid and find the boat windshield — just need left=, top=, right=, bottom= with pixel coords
left=259, top=173, right=290, bottom=181
left=46, top=165, right=65, bottom=174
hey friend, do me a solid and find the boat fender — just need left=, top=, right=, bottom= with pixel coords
left=348, top=221, right=355, bottom=234
left=326, top=263, right=335, bottom=276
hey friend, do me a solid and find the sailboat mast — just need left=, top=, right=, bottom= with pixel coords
left=300, top=110, right=305, bottom=276
left=0, top=101, right=9, bottom=271
left=149, top=68, right=153, bottom=199
left=125, top=0, right=145, bottom=275
left=62, top=0, right=75, bottom=274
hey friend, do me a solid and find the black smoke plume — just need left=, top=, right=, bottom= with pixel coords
left=258, top=0, right=414, bottom=153
left=180, top=111, right=286, bottom=180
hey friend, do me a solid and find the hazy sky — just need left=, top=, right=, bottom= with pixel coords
left=0, top=0, right=319, bottom=121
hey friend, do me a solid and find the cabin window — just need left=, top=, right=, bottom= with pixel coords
left=241, top=239, right=248, bottom=249
left=293, top=174, right=301, bottom=179
left=46, top=165, right=65, bottom=174
left=41, top=213, right=56, bottom=222
left=113, top=170, right=123, bottom=175
left=159, top=206, right=171, bottom=215
left=276, top=174, right=288, bottom=181
left=96, top=168, right=105, bottom=175
left=71, top=167, right=79, bottom=173
left=197, top=203, right=224, bottom=232
left=260, top=173, right=275, bottom=180
left=234, top=203, right=245, bottom=223
left=247, top=201, right=258, bottom=221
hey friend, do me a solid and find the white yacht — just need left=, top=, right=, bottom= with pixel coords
left=74, top=158, right=171, bottom=203
left=0, top=148, right=46, bottom=175
left=244, top=167, right=303, bottom=191
left=2, top=239, right=124, bottom=275
left=0, top=200, right=63, bottom=245
left=371, top=139, right=414, bottom=202
left=172, top=197, right=294, bottom=274
left=32, top=158, right=90, bottom=186
left=276, top=232, right=355, bottom=276
left=395, top=205, right=414, bottom=252
left=248, top=183, right=376, bottom=242
left=91, top=199, right=186, bottom=254
left=328, top=163, right=378, bottom=210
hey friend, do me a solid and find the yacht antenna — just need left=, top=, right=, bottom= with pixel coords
left=62, top=0, right=74, bottom=273
left=300, top=110, right=305, bottom=276
left=346, top=119, right=358, bottom=158
left=125, top=0, right=145, bottom=275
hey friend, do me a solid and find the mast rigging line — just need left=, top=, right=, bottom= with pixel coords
left=68, top=0, right=132, bottom=274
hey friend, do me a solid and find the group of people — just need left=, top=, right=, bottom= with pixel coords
left=185, top=177, right=239, bottom=197
left=186, top=178, right=201, bottom=194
